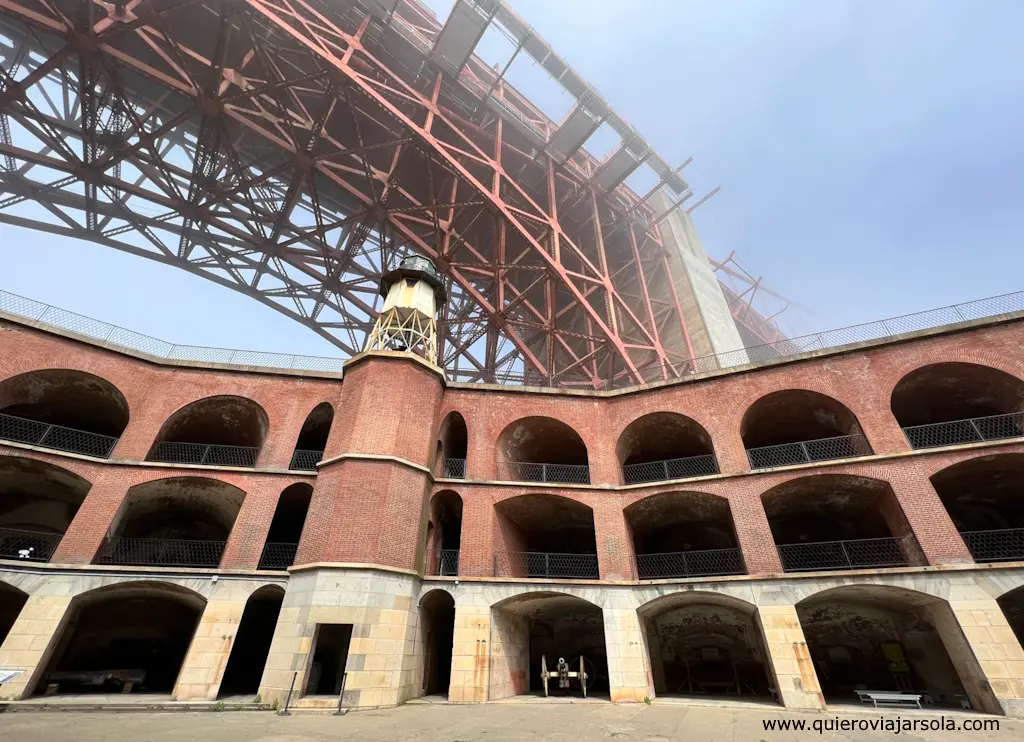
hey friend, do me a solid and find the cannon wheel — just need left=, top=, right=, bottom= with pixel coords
left=568, top=655, right=597, bottom=691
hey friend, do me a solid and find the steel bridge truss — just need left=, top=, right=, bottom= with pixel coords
left=0, top=0, right=742, bottom=387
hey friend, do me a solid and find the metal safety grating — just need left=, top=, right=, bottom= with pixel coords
left=746, top=434, right=871, bottom=470
left=96, top=537, right=226, bottom=568
left=0, top=412, right=119, bottom=458
left=634, top=547, right=744, bottom=579
left=777, top=536, right=914, bottom=572
left=148, top=441, right=259, bottom=468
left=496, top=461, right=591, bottom=484
left=902, top=412, right=1024, bottom=450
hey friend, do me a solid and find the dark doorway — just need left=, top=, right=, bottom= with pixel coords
left=639, top=593, right=774, bottom=702
left=797, top=586, right=976, bottom=710
left=305, top=624, right=353, bottom=696
left=420, top=590, right=455, bottom=696
left=37, top=583, right=203, bottom=695
left=218, top=586, right=284, bottom=697
left=259, top=483, right=312, bottom=570
left=0, top=582, right=28, bottom=645
left=491, top=592, right=608, bottom=699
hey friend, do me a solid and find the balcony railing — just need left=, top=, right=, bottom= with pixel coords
left=289, top=449, right=324, bottom=471
left=746, top=433, right=872, bottom=470
left=960, top=528, right=1024, bottom=563
left=0, top=412, right=118, bottom=458
left=147, top=441, right=259, bottom=468
left=437, top=549, right=460, bottom=576
left=440, top=458, right=466, bottom=479
left=496, top=461, right=591, bottom=484
left=634, top=547, right=744, bottom=579
left=622, top=454, right=718, bottom=484
left=776, top=536, right=914, bottom=572
left=96, top=537, right=226, bottom=568
left=0, top=527, right=62, bottom=562
left=494, top=551, right=600, bottom=580
left=258, top=542, right=299, bottom=570
left=902, top=412, right=1024, bottom=450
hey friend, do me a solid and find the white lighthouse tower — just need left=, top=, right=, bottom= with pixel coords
left=365, top=255, right=447, bottom=364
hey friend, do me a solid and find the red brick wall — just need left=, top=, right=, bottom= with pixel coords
left=3, top=315, right=1024, bottom=580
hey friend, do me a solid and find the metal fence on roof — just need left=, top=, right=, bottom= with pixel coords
left=0, top=289, right=346, bottom=374
left=2, top=287, right=1022, bottom=388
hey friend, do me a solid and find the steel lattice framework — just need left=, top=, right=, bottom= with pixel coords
left=0, top=0, right=778, bottom=387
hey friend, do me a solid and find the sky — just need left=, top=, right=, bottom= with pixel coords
left=1, top=0, right=1022, bottom=357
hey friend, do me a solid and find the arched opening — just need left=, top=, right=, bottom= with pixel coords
left=96, top=477, right=245, bottom=568
left=639, top=593, right=774, bottom=702
left=490, top=592, right=607, bottom=700
left=0, top=370, right=128, bottom=457
left=437, top=412, right=468, bottom=479
left=797, top=585, right=993, bottom=711
left=617, top=412, right=717, bottom=483
left=36, top=582, right=204, bottom=696
left=218, top=585, right=285, bottom=698
left=427, top=490, right=462, bottom=576
left=259, top=483, right=312, bottom=570
left=420, top=589, right=455, bottom=698
left=761, top=475, right=922, bottom=572
left=496, top=417, right=589, bottom=484
left=625, top=492, right=743, bottom=579
left=0, top=456, right=91, bottom=562
left=930, top=454, right=1024, bottom=562
left=148, top=395, right=268, bottom=467
left=741, top=390, right=872, bottom=469
left=289, top=402, right=333, bottom=471
left=494, top=495, right=598, bottom=579
left=0, top=582, right=29, bottom=646
left=997, top=586, right=1024, bottom=649
left=892, top=363, right=1024, bottom=449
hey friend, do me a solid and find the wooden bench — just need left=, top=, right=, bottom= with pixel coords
left=854, top=690, right=922, bottom=708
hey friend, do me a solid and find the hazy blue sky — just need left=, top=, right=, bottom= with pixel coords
left=1, top=0, right=1021, bottom=357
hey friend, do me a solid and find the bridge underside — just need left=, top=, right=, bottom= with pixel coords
left=0, top=0, right=773, bottom=388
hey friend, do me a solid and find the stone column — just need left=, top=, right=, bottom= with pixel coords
left=457, top=493, right=497, bottom=578
left=756, top=604, right=825, bottom=710
left=888, top=465, right=973, bottom=566
left=49, top=471, right=131, bottom=565
left=449, top=592, right=492, bottom=703
left=641, top=614, right=666, bottom=696
left=173, top=588, right=250, bottom=701
left=593, top=498, right=636, bottom=581
left=258, top=568, right=419, bottom=710
left=219, top=478, right=282, bottom=570
left=0, top=594, right=72, bottom=698
left=295, top=353, right=443, bottom=571
left=604, top=603, right=653, bottom=703
left=937, top=598, right=1024, bottom=717
left=731, top=492, right=784, bottom=575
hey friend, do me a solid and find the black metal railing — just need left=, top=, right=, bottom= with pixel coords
left=289, top=449, right=324, bottom=471
left=147, top=441, right=259, bottom=467
left=746, top=433, right=871, bottom=469
left=0, top=412, right=118, bottom=458
left=902, top=412, right=1024, bottom=450
left=622, top=454, right=718, bottom=484
left=437, top=549, right=460, bottom=576
left=960, top=528, right=1024, bottom=563
left=777, top=536, right=913, bottom=572
left=494, top=551, right=599, bottom=579
left=258, top=542, right=299, bottom=570
left=0, top=527, right=62, bottom=562
left=96, top=537, right=226, bottom=568
left=496, top=461, right=591, bottom=484
left=440, top=458, right=466, bottom=479
left=634, top=547, right=744, bottom=579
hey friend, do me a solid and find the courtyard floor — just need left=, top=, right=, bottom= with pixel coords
left=0, top=702, right=1018, bottom=741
